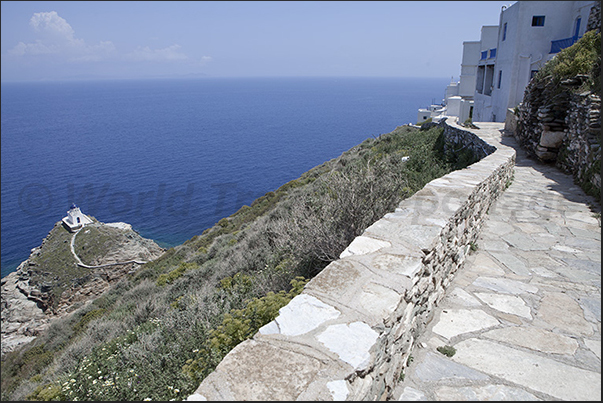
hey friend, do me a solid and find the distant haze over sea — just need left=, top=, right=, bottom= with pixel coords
left=1, top=77, right=449, bottom=278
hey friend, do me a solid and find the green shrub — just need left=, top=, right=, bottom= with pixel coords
left=437, top=345, right=457, bottom=357
left=210, top=276, right=307, bottom=352
left=27, top=383, right=64, bottom=401
left=463, top=118, right=478, bottom=129
left=183, top=277, right=308, bottom=381
left=73, top=308, right=107, bottom=334
left=536, top=30, right=601, bottom=93
left=156, top=262, right=199, bottom=286
left=219, top=272, right=254, bottom=294
left=1, top=343, right=55, bottom=399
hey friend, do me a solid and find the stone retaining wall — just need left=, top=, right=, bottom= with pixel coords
left=556, top=92, right=601, bottom=200
left=440, top=117, right=497, bottom=160
left=514, top=75, right=601, bottom=201
left=187, top=118, right=515, bottom=401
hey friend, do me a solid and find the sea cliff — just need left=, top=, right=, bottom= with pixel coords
left=1, top=219, right=164, bottom=356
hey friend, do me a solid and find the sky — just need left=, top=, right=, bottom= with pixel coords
left=1, top=1, right=514, bottom=82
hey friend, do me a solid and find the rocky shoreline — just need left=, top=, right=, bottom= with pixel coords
left=1, top=220, right=165, bottom=356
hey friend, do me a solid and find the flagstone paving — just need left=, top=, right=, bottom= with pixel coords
left=394, top=125, right=601, bottom=401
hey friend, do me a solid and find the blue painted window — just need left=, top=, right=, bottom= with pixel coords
left=532, top=16, right=545, bottom=26
left=502, top=22, right=507, bottom=41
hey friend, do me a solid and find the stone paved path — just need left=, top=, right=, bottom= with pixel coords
left=393, top=125, right=601, bottom=401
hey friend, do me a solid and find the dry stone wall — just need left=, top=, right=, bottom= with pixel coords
left=187, top=118, right=515, bottom=401
left=440, top=117, right=497, bottom=160
left=513, top=76, right=601, bottom=201
left=557, top=92, right=601, bottom=199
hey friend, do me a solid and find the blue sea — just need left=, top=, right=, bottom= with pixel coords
left=1, top=77, right=448, bottom=278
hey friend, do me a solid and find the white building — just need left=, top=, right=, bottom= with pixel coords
left=62, top=203, right=93, bottom=232
left=474, top=0, right=595, bottom=122
left=416, top=103, right=446, bottom=124
left=473, top=25, right=502, bottom=121
left=421, top=1, right=596, bottom=124
left=416, top=27, right=497, bottom=124
left=416, top=78, right=462, bottom=124
left=458, top=41, right=481, bottom=101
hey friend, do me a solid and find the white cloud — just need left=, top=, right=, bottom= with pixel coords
left=127, top=44, right=189, bottom=62
left=8, top=11, right=114, bottom=62
left=5, top=10, right=212, bottom=80
left=72, top=41, right=116, bottom=62
left=9, top=40, right=57, bottom=56
left=199, top=55, right=213, bottom=65
left=30, top=11, right=77, bottom=40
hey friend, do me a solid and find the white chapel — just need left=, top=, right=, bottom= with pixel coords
left=62, top=203, right=93, bottom=232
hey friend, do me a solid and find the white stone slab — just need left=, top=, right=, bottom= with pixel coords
left=258, top=320, right=280, bottom=335
left=511, top=210, right=541, bottom=222
left=340, top=236, right=391, bottom=258
left=372, top=254, right=422, bottom=278
left=484, top=220, right=515, bottom=236
left=501, top=232, right=549, bottom=251
left=317, top=322, right=379, bottom=371
left=434, top=385, right=539, bottom=401
left=474, top=293, right=532, bottom=319
left=537, top=292, right=594, bottom=336
left=259, top=294, right=340, bottom=336
left=584, top=339, right=601, bottom=360
left=564, top=211, right=601, bottom=225
left=579, top=296, right=601, bottom=322
left=469, top=253, right=506, bottom=276
left=398, top=387, right=427, bottom=401
left=472, top=276, right=538, bottom=294
left=396, top=224, right=443, bottom=249
left=414, top=352, right=489, bottom=381
left=327, top=380, right=349, bottom=401
left=358, top=283, right=400, bottom=319
left=552, top=244, right=583, bottom=254
left=186, top=393, right=207, bottom=401
left=531, top=266, right=558, bottom=278
left=432, top=309, right=499, bottom=340
left=490, top=252, right=531, bottom=276
left=445, top=288, right=482, bottom=307
left=483, top=327, right=578, bottom=354
left=452, top=339, right=601, bottom=401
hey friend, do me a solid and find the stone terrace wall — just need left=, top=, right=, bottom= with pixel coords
left=187, top=118, right=515, bottom=401
left=440, top=117, right=497, bottom=160
left=557, top=92, right=601, bottom=200
left=514, top=77, right=601, bottom=201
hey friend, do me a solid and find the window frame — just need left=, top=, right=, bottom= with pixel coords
left=532, top=15, right=545, bottom=27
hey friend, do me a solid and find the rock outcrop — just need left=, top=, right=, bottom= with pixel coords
left=1, top=220, right=164, bottom=356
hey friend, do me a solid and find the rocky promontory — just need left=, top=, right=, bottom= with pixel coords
left=1, top=218, right=164, bottom=355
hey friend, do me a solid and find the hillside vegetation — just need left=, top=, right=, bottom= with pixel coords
left=1, top=124, right=478, bottom=401
left=534, top=29, right=601, bottom=96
